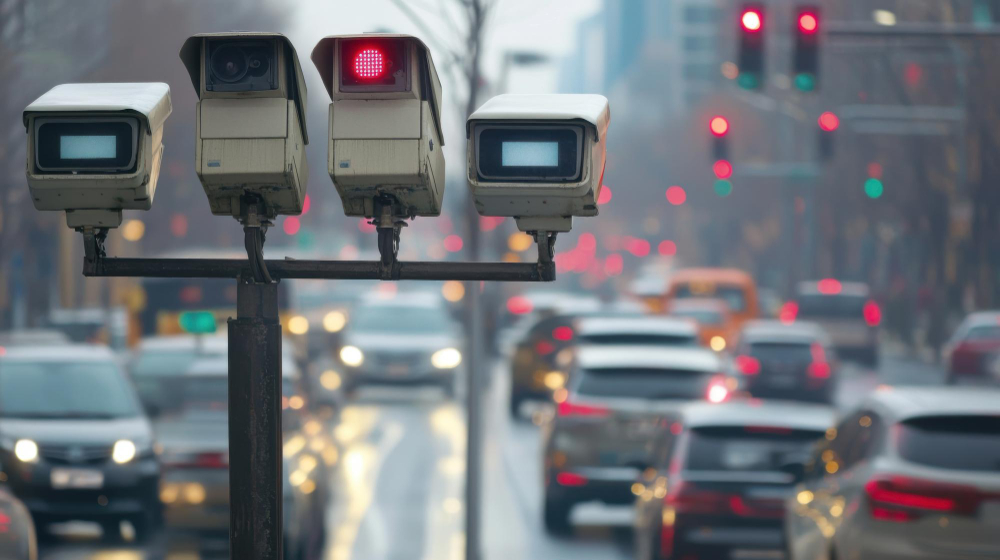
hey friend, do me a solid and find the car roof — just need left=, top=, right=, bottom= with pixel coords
left=136, top=335, right=229, bottom=352
left=576, top=345, right=721, bottom=371
left=681, top=400, right=836, bottom=432
left=0, top=344, right=117, bottom=362
left=185, top=357, right=300, bottom=379
left=739, top=320, right=829, bottom=344
left=0, top=329, right=71, bottom=346
left=667, top=298, right=730, bottom=312
left=358, top=292, right=446, bottom=309
left=575, top=316, right=697, bottom=337
left=670, top=268, right=753, bottom=284
left=961, top=311, right=1000, bottom=328
left=862, top=386, right=1000, bottom=422
left=797, top=280, right=870, bottom=297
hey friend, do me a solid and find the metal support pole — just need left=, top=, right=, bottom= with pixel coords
left=228, top=275, right=282, bottom=560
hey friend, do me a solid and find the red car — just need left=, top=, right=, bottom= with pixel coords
left=944, top=311, right=1000, bottom=384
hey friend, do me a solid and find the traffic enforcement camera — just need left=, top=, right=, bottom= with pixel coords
left=466, top=93, right=610, bottom=233
left=22, top=82, right=172, bottom=229
left=311, top=34, right=445, bottom=219
left=179, top=32, right=309, bottom=219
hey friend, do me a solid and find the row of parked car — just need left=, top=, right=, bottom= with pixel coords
left=0, top=331, right=335, bottom=559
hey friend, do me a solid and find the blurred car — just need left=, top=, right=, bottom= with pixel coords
left=785, top=387, right=1000, bottom=560
left=0, top=345, right=160, bottom=542
left=540, top=345, right=730, bottom=534
left=665, top=298, right=735, bottom=350
left=507, top=310, right=652, bottom=417
left=943, top=311, right=1000, bottom=385
left=0, top=330, right=70, bottom=348
left=633, top=400, right=834, bottom=560
left=664, top=268, right=760, bottom=331
left=337, top=293, right=463, bottom=397
left=783, top=279, right=881, bottom=366
left=0, top=486, right=37, bottom=560
left=156, top=356, right=330, bottom=559
left=127, top=335, right=228, bottom=417
left=498, top=291, right=602, bottom=357
left=731, top=321, right=838, bottom=404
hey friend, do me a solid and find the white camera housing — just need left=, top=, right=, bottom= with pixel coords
left=179, top=32, right=309, bottom=219
left=311, top=34, right=445, bottom=218
left=466, top=94, right=610, bottom=232
left=22, top=82, right=172, bottom=229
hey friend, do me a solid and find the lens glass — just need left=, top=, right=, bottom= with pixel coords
left=205, top=40, right=276, bottom=91
left=476, top=125, right=583, bottom=182
left=211, top=45, right=248, bottom=83
left=35, top=118, right=138, bottom=173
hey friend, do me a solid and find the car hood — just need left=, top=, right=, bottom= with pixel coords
left=154, top=410, right=229, bottom=453
left=343, top=332, right=459, bottom=353
left=0, top=416, right=152, bottom=446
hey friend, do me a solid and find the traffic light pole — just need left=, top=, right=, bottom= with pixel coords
left=79, top=223, right=556, bottom=560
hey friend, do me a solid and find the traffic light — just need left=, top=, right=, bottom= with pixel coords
left=817, top=111, right=838, bottom=160
left=738, top=4, right=765, bottom=89
left=793, top=6, right=820, bottom=91
left=710, top=115, right=729, bottom=160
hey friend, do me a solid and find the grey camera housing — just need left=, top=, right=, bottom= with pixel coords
left=22, top=82, right=172, bottom=229
left=466, top=94, right=610, bottom=233
left=179, top=32, right=309, bottom=219
left=311, top=34, right=445, bottom=219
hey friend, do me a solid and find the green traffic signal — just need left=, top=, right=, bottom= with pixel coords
left=714, top=180, right=733, bottom=197
left=864, top=178, right=884, bottom=199
left=737, top=73, right=759, bottom=90
left=794, top=73, right=816, bottom=91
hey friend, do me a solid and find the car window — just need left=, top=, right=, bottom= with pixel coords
left=670, top=310, right=724, bottom=325
left=796, top=294, right=866, bottom=319
left=896, top=415, right=1000, bottom=472
left=0, top=360, right=141, bottom=419
left=748, top=342, right=813, bottom=361
left=178, top=376, right=298, bottom=410
left=964, top=325, right=1000, bottom=341
left=684, top=427, right=825, bottom=473
left=578, top=333, right=698, bottom=346
left=131, top=349, right=198, bottom=376
left=351, top=305, right=454, bottom=333
left=675, top=285, right=747, bottom=313
left=574, top=367, right=712, bottom=400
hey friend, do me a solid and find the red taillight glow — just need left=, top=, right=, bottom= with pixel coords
left=353, top=48, right=385, bottom=79
left=506, top=296, right=533, bottom=315
left=556, top=472, right=588, bottom=486
left=535, top=341, right=555, bottom=355
left=818, top=111, right=840, bottom=132
left=817, top=278, right=842, bottom=294
left=808, top=343, right=831, bottom=378
left=865, top=475, right=986, bottom=522
left=557, top=400, right=610, bottom=418
left=736, top=355, right=761, bottom=375
left=741, top=10, right=762, bottom=32
left=713, top=159, right=733, bottom=179
left=779, top=301, right=799, bottom=324
left=710, top=116, right=730, bottom=136
left=798, top=12, right=818, bottom=34
left=864, top=300, right=882, bottom=327
left=707, top=378, right=730, bottom=403
left=552, top=326, right=574, bottom=341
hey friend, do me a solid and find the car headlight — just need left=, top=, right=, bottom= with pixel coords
left=431, top=348, right=462, bottom=369
left=14, top=439, right=38, bottom=463
left=340, top=346, right=364, bottom=367
left=323, top=310, right=347, bottom=333
left=112, top=439, right=137, bottom=464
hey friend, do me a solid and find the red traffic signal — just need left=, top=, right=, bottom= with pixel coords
left=798, top=11, right=819, bottom=34
left=818, top=111, right=839, bottom=132
left=713, top=159, right=733, bottom=179
left=741, top=8, right=763, bottom=32
left=709, top=116, right=730, bottom=137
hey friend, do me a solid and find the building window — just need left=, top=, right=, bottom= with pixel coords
left=683, top=35, right=715, bottom=52
left=683, top=5, right=719, bottom=24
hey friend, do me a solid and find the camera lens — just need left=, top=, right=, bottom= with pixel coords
left=247, top=50, right=270, bottom=78
left=211, top=46, right=248, bottom=83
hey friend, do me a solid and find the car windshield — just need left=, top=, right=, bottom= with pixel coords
left=896, top=416, right=1000, bottom=472
left=178, top=376, right=298, bottom=410
left=684, top=427, right=824, bottom=472
left=131, top=349, right=198, bottom=377
left=749, top=342, right=814, bottom=362
left=796, top=294, right=866, bottom=319
left=0, top=360, right=140, bottom=419
left=675, top=285, right=747, bottom=313
left=350, top=305, right=454, bottom=334
left=670, top=310, right=724, bottom=325
left=964, top=325, right=1000, bottom=341
left=579, top=333, right=698, bottom=346
left=575, top=367, right=711, bottom=399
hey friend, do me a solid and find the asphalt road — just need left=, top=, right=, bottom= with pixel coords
left=37, top=351, right=945, bottom=560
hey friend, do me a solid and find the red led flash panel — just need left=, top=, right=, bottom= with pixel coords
left=339, top=39, right=408, bottom=91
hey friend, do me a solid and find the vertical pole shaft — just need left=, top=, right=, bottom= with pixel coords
left=465, top=196, right=483, bottom=560
left=229, top=275, right=283, bottom=560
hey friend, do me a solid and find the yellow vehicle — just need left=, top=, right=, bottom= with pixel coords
left=663, top=268, right=759, bottom=351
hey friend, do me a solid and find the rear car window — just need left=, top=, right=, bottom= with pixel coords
left=671, top=310, right=724, bottom=326
left=131, top=350, right=197, bottom=377
left=964, top=325, right=1000, bottom=341
left=896, top=416, right=1000, bottom=472
left=749, top=342, right=813, bottom=361
left=675, top=284, right=747, bottom=313
left=579, top=333, right=698, bottom=346
left=685, top=427, right=825, bottom=472
left=796, top=294, right=865, bottom=319
left=575, top=367, right=711, bottom=400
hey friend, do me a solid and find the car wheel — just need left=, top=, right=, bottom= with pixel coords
left=543, top=494, right=572, bottom=536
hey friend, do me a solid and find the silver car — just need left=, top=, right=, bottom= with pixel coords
left=540, top=345, right=731, bottom=534
left=0, top=486, right=37, bottom=560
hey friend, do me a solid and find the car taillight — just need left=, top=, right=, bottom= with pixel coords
left=552, top=326, right=574, bottom=341
left=557, top=400, right=610, bottom=418
left=706, top=375, right=730, bottom=403
left=863, top=300, right=881, bottom=327
left=555, top=472, right=588, bottom=486
left=865, top=475, right=985, bottom=521
left=535, top=340, right=555, bottom=355
left=168, top=451, right=229, bottom=470
left=779, top=301, right=798, bottom=324
left=0, top=509, right=9, bottom=534
left=666, top=480, right=732, bottom=514
left=808, top=343, right=831, bottom=378
left=735, top=355, right=761, bottom=375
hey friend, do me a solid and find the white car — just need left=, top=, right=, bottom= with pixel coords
left=785, top=387, right=1000, bottom=560
left=785, top=280, right=881, bottom=367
